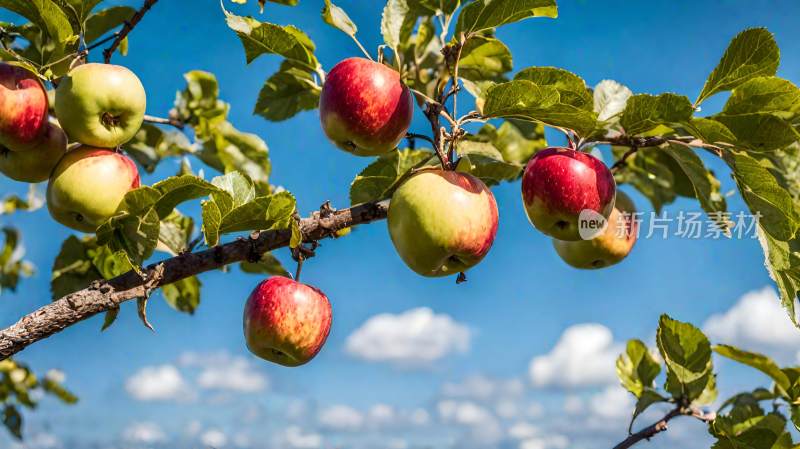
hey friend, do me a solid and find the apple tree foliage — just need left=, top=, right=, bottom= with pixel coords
left=0, top=0, right=800, bottom=446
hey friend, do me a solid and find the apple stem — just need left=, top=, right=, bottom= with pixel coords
left=294, top=257, right=304, bottom=282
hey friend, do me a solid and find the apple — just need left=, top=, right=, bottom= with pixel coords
left=388, top=169, right=499, bottom=277
left=54, top=63, right=146, bottom=148
left=0, top=63, right=49, bottom=151
left=0, top=121, right=67, bottom=183
left=243, top=276, right=332, bottom=367
left=522, top=147, right=616, bottom=241
left=47, top=146, right=140, bottom=232
left=552, top=191, right=638, bottom=269
left=319, top=57, right=413, bottom=156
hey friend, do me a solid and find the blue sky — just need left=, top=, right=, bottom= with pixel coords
left=2, top=1, right=800, bottom=448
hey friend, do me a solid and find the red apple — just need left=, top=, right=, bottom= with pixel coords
left=522, top=148, right=616, bottom=241
left=0, top=121, right=67, bottom=183
left=0, top=63, right=49, bottom=151
left=319, top=57, right=413, bottom=156
left=388, top=170, right=499, bottom=277
left=243, top=276, right=332, bottom=367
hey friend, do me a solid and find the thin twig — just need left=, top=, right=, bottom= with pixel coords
left=613, top=406, right=715, bottom=449
left=103, top=0, right=160, bottom=64
left=143, top=114, right=185, bottom=130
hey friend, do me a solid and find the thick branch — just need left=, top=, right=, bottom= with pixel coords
left=0, top=200, right=389, bottom=361
left=613, top=406, right=715, bottom=449
left=103, top=0, right=160, bottom=64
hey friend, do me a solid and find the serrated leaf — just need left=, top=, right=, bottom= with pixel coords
left=255, top=60, right=320, bottom=121
left=458, top=36, right=512, bottom=81
left=696, top=28, right=780, bottom=106
left=612, top=147, right=680, bottom=213
left=208, top=126, right=272, bottom=192
left=96, top=187, right=162, bottom=266
left=162, top=276, right=201, bottom=314
left=225, top=11, right=317, bottom=68
left=157, top=211, right=194, bottom=256
left=151, top=175, right=221, bottom=219
left=455, top=141, right=521, bottom=186
left=629, top=389, right=669, bottom=434
left=656, top=314, right=713, bottom=403
left=202, top=190, right=296, bottom=246
left=723, top=77, right=800, bottom=119
left=0, top=0, right=76, bottom=63
left=620, top=93, right=693, bottom=136
left=714, top=113, right=800, bottom=152
left=240, top=252, right=289, bottom=276
left=350, top=148, right=435, bottom=205
left=476, top=119, right=547, bottom=166
left=683, top=117, right=736, bottom=145
left=616, top=339, right=661, bottom=398
left=455, top=0, right=557, bottom=36
left=594, top=79, right=633, bottom=124
left=382, top=0, right=410, bottom=49
left=714, top=345, right=790, bottom=395
left=756, top=228, right=800, bottom=329
left=724, top=151, right=800, bottom=241
left=322, top=0, right=357, bottom=37
left=661, top=144, right=729, bottom=231
left=50, top=236, right=101, bottom=299
left=483, top=80, right=598, bottom=136
left=515, top=66, right=592, bottom=108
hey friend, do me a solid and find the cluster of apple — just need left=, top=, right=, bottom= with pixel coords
left=243, top=57, right=638, bottom=368
left=0, top=62, right=145, bottom=232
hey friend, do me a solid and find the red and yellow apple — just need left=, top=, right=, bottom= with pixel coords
left=0, top=121, right=67, bottom=183
left=388, top=169, right=499, bottom=277
left=47, top=147, right=140, bottom=232
left=0, top=63, right=48, bottom=151
left=553, top=191, right=638, bottom=269
left=244, top=276, right=332, bottom=367
left=522, top=147, right=616, bottom=241
left=319, top=57, right=413, bottom=156
left=54, top=63, right=146, bottom=148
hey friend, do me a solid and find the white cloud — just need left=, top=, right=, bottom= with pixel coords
left=410, top=408, right=430, bottom=426
left=588, top=386, right=635, bottom=420
left=345, top=308, right=471, bottom=367
left=508, top=422, right=540, bottom=440
left=703, top=287, right=800, bottom=351
left=318, top=405, right=364, bottom=431
left=201, top=429, right=228, bottom=447
left=442, top=375, right=524, bottom=400
left=563, top=395, right=584, bottom=415
left=196, top=357, right=268, bottom=393
left=529, top=324, right=622, bottom=388
left=519, top=435, right=570, bottom=449
left=12, top=433, right=62, bottom=449
left=438, top=400, right=503, bottom=444
left=125, top=365, right=191, bottom=401
left=123, top=422, right=167, bottom=445
left=367, top=403, right=396, bottom=427
left=284, top=427, right=322, bottom=449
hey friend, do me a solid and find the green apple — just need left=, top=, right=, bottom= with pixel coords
left=552, top=191, right=638, bottom=269
left=54, top=63, right=146, bottom=148
left=388, top=169, right=499, bottom=277
left=47, top=146, right=140, bottom=232
left=0, top=122, right=67, bottom=183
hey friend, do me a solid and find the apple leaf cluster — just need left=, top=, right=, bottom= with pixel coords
left=618, top=315, right=800, bottom=447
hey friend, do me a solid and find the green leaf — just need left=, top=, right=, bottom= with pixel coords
left=722, top=77, right=800, bottom=119
left=514, top=66, right=592, bottom=109
left=157, top=211, right=195, bottom=256
left=656, top=314, right=713, bottom=403
left=483, top=80, right=598, bottom=135
left=50, top=236, right=101, bottom=299
left=255, top=60, right=320, bottom=121
left=123, top=124, right=194, bottom=173
left=661, top=144, right=728, bottom=230
left=455, top=0, right=557, bottom=36
left=619, top=93, right=693, bottom=136
left=1, top=186, right=44, bottom=216
left=349, top=148, right=435, bottom=205
left=475, top=119, right=547, bottom=166
left=696, top=28, right=780, bottom=106
left=754, top=228, right=800, bottom=328
left=322, top=0, right=357, bottom=37
left=381, top=0, right=410, bottom=49
left=151, top=175, right=221, bottom=219
left=102, top=307, right=119, bottom=331
left=455, top=141, right=521, bottom=186
left=2, top=405, right=21, bottom=440
left=458, top=36, right=513, bottom=81
left=96, top=187, right=162, bottom=266
left=713, top=345, right=791, bottom=395
left=162, top=276, right=201, bottom=314
left=205, top=122, right=272, bottom=189
left=613, top=147, right=678, bottom=213
left=711, top=413, right=790, bottom=449
left=0, top=0, right=76, bottom=63
left=724, top=151, right=800, bottom=241
left=713, top=113, right=800, bottom=153
left=83, top=6, right=134, bottom=43
left=41, top=377, right=78, bottom=404
left=225, top=11, right=318, bottom=69
left=240, top=252, right=289, bottom=277
left=683, top=117, right=736, bottom=145
left=616, top=339, right=661, bottom=398
left=629, top=389, right=669, bottom=434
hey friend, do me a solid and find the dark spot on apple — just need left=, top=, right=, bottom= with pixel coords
left=271, top=348, right=286, bottom=358
left=592, top=260, right=605, bottom=268
left=74, top=213, right=84, bottom=223
left=341, top=140, right=357, bottom=152
left=555, top=220, right=569, bottom=230
left=101, top=112, right=122, bottom=128
left=448, top=255, right=462, bottom=266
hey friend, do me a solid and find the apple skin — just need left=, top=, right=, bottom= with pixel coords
left=47, top=146, right=140, bottom=232
left=0, top=122, right=67, bottom=183
left=0, top=63, right=49, bottom=151
left=388, top=169, right=499, bottom=277
left=243, top=276, right=332, bottom=367
left=54, top=63, right=146, bottom=148
left=552, top=191, right=638, bottom=269
left=319, top=57, right=413, bottom=156
left=522, top=147, right=616, bottom=241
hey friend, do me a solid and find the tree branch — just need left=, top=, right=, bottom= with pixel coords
left=103, top=0, right=160, bottom=64
left=0, top=200, right=389, bottom=361
left=613, top=406, right=716, bottom=449
left=143, top=114, right=185, bottom=130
